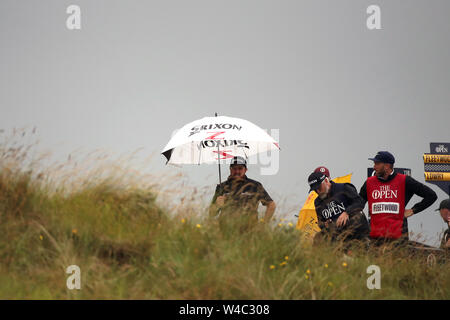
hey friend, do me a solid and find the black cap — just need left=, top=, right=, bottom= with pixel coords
left=230, top=156, right=247, bottom=168
left=368, top=151, right=395, bottom=164
left=436, top=199, right=450, bottom=211
left=307, top=172, right=326, bottom=192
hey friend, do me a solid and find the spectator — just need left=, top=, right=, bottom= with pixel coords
left=436, top=199, right=450, bottom=250
left=209, top=156, right=276, bottom=229
left=359, top=151, right=437, bottom=244
left=308, top=171, right=369, bottom=244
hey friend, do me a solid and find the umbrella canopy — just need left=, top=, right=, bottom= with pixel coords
left=162, top=115, right=280, bottom=165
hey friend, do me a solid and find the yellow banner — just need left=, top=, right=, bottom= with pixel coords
left=423, top=154, right=450, bottom=164
left=424, top=172, right=450, bottom=181
left=296, top=173, right=352, bottom=239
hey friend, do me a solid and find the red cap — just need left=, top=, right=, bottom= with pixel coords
left=314, top=166, right=330, bottom=178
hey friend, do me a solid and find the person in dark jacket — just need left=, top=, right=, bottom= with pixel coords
left=209, top=156, right=276, bottom=229
left=308, top=171, right=369, bottom=244
left=359, top=151, right=437, bottom=243
left=437, top=199, right=450, bottom=250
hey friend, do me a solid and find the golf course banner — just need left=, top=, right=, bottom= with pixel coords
left=423, top=142, right=450, bottom=196
left=424, top=172, right=450, bottom=181
left=423, top=154, right=450, bottom=164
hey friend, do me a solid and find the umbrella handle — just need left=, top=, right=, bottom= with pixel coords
left=218, top=152, right=222, bottom=185
left=215, top=112, right=222, bottom=185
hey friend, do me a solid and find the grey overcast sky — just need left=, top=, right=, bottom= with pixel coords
left=1, top=1, right=449, bottom=246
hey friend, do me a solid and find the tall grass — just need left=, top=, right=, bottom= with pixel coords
left=0, top=129, right=448, bottom=299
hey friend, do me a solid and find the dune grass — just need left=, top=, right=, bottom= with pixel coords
left=0, top=130, right=448, bottom=299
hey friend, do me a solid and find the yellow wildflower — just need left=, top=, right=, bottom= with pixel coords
left=270, top=265, right=276, bottom=270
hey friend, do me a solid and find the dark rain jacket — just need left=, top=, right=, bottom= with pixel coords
left=314, top=181, right=369, bottom=240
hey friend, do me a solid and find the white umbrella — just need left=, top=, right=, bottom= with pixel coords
left=161, top=114, right=280, bottom=183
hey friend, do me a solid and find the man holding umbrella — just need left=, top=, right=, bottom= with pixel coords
left=161, top=115, right=280, bottom=229
left=209, top=156, right=276, bottom=227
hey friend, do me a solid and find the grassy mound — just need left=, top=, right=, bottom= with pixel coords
left=0, top=131, right=448, bottom=299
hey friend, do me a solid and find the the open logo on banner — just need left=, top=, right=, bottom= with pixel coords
left=424, top=142, right=450, bottom=196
